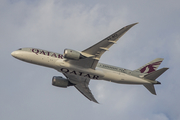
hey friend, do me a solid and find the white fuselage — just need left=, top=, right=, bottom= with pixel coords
left=11, top=48, right=150, bottom=85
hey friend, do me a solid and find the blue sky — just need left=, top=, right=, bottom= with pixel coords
left=0, top=0, right=180, bottom=120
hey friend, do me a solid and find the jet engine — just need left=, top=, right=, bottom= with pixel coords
left=52, top=76, right=74, bottom=88
left=63, top=49, right=85, bottom=60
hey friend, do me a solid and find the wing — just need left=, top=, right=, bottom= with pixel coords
left=75, top=83, right=98, bottom=103
left=69, top=23, right=138, bottom=69
left=82, top=23, right=138, bottom=60
left=63, top=73, right=98, bottom=103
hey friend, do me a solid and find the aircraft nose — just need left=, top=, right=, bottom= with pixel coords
left=11, top=51, right=18, bottom=57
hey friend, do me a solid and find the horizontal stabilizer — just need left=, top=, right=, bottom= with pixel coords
left=143, top=84, right=156, bottom=95
left=144, top=68, right=169, bottom=80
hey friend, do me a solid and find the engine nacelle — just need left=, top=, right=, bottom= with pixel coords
left=63, top=49, right=85, bottom=60
left=52, top=76, right=74, bottom=88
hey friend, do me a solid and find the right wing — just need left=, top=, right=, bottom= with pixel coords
left=75, top=82, right=98, bottom=103
left=63, top=73, right=98, bottom=103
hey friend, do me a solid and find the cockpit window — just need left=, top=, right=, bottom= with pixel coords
left=18, top=48, right=22, bottom=50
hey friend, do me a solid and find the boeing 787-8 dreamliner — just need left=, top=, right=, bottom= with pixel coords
left=11, top=23, right=168, bottom=103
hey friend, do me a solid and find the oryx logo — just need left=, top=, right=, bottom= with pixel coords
left=140, top=61, right=162, bottom=73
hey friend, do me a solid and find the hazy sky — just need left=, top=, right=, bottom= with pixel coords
left=1, top=0, right=180, bottom=120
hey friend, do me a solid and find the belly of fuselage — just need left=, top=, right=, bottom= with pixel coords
left=16, top=50, right=150, bottom=85
left=100, top=69, right=150, bottom=84
left=16, top=51, right=58, bottom=68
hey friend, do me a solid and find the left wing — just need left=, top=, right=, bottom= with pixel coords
left=63, top=73, right=98, bottom=103
left=82, top=23, right=138, bottom=60
left=68, top=23, right=138, bottom=69
left=81, top=23, right=138, bottom=69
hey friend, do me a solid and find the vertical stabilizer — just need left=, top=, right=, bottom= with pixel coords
left=134, top=58, right=164, bottom=74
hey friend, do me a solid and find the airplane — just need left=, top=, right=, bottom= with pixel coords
left=11, top=23, right=168, bottom=103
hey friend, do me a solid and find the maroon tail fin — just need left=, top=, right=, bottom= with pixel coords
left=133, top=58, right=164, bottom=74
